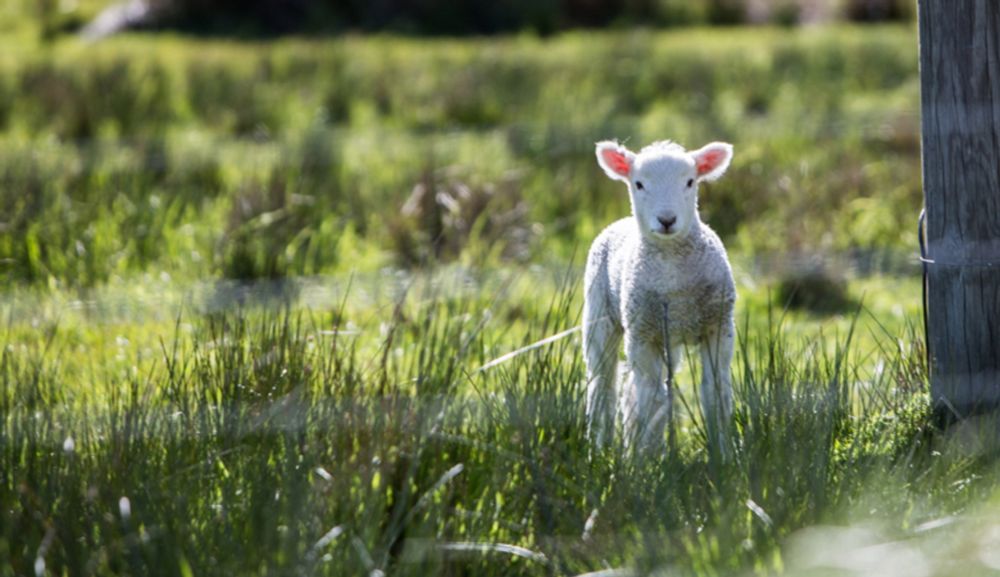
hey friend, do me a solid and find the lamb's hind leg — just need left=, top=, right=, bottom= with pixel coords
left=584, top=297, right=621, bottom=449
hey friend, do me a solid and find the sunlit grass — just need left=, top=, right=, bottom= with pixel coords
left=0, top=268, right=921, bottom=397
left=5, top=269, right=999, bottom=576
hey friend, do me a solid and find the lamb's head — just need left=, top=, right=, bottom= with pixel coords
left=595, top=140, right=733, bottom=243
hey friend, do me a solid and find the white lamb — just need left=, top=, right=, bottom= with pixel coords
left=583, top=139, right=736, bottom=451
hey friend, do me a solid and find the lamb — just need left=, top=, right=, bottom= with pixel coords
left=583, top=139, right=736, bottom=451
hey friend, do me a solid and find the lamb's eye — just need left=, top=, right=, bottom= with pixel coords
left=635, top=181, right=644, bottom=190
left=687, top=178, right=694, bottom=188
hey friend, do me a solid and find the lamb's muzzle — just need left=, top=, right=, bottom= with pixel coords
left=656, top=214, right=677, bottom=234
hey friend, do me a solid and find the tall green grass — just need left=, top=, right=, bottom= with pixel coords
left=3, top=277, right=995, bottom=576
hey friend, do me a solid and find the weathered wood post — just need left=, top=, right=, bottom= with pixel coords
left=919, top=0, right=1000, bottom=420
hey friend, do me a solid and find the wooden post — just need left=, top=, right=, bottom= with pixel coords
left=919, top=0, right=1000, bottom=420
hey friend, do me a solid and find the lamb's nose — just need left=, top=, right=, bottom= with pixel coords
left=657, top=214, right=677, bottom=232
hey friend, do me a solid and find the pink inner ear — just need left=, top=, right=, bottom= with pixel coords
left=602, top=149, right=631, bottom=177
left=696, top=149, right=726, bottom=176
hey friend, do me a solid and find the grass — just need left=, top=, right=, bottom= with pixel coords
left=4, top=19, right=990, bottom=577
left=1, top=25, right=921, bottom=287
left=2, top=270, right=999, bottom=576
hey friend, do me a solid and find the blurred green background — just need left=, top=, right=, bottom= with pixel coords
left=1, top=0, right=920, bottom=290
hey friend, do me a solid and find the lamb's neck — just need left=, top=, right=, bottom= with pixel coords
left=636, top=223, right=706, bottom=262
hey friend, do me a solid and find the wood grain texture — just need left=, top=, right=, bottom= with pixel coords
left=919, top=0, right=1000, bottom=417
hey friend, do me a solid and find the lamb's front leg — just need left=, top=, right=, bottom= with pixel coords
left=699, top=318, right=735, bottom=453
left=621, top=335, right=670, bottom=451
left=584, top=309, right=621, bottom=449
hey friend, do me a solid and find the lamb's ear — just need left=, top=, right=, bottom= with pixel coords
left=595, top=141, right=635, bottom=182
left=691, top=142, right=733, bottom=182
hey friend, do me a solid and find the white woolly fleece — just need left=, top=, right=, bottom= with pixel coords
left=584, top=139, right=736, bottom=452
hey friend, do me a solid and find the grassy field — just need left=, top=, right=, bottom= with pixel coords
left=5, top=22, right=999, bottom=577
left=5, top=271, right=998, bottom=577
left=1, top=25, right=920, bottom=286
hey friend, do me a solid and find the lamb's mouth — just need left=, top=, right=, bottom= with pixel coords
left=650, top=229, right=678, bottom=239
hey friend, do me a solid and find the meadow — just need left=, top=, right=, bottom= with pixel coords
left=0, top=26, right=921, bottom=285
left=4, top=20, right=1000, bottom=577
